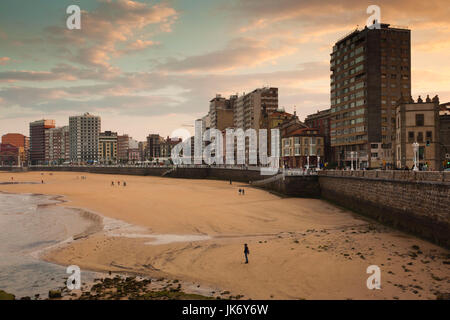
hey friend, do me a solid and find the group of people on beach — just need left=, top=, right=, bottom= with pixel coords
left=111, top=181, right=127, bottom=187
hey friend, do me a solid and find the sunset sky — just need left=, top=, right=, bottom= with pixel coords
left=1, top=0, right=449, bottom=141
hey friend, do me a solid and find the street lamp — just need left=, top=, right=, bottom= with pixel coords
left=350, top=151, right=354, bottom=171
left=317, top=155, right=321, bottom=171
left=412, top=142, right=419, bottom=171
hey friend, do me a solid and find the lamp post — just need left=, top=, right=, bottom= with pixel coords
left=350, top=151, right=354, bottom=170
left=412, top=142, right=419, bottom=171
left=317, top=155, right=321, bottom=171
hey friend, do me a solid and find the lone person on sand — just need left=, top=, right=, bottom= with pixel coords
left=123, top=181, right=126, bottom=187
left=111, top=181, right=114, bottom=186
left=244, top=244, right=250, bottom=264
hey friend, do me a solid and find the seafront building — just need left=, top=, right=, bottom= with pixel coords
left=29, top=119, right=55, bottom=165
left=69, top=113, right=101, bottom=163
left=305, top=109, right=333, bottom=165
left=281, top=128, right=325, bottom=168
left=395, top=95, right=441, bottom=170
left=44, top=126, right=70, bottom=164
left=209, top=94, right=235, bottom=131
left=440, top=103, right=450, bottom=169
left=1, top=133, right=29, bottom=165
left=330, top=23, right=411, bottom=168
left=99, top=131, right=118, bottom=163
left=233, top=87, right=278, bottom=130
left=147, top=134, right=163, bottom=159
left=0, top=143, right=20, bottom=166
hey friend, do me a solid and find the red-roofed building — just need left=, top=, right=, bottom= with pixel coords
left=281, top=128, right=325, bottom=168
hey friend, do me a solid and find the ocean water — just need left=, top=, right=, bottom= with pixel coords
left=0, top=192, right=100, bottom=299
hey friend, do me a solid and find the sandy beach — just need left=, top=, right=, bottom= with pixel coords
left=0, top=171, right=449, bottom=300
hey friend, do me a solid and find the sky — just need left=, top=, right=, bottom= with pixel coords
left=1, top=0, right=449, bottom=141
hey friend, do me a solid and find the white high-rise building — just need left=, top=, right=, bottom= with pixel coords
left=69, top=113, right=101, bottom=163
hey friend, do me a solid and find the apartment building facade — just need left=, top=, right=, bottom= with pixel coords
left=69, top=113, right=101, bottom=163
left=395, top=95, right=441, bottom=170
left=1, top=133, right=29, bottom=165
left=330, top=24, right=411, bottom=168
left=99, top=131, right=118, bottom=163
left=233, top=87, right=278, bottom=130
left=281, top=128, right=325, bottom=168
left=45, top=126, right=70, bottom=164
left=29, top=119, right=55, bottom=165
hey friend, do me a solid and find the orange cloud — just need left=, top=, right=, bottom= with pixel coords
left=157, top=37, right=297, bottom=73
left=0, top=57, right=10, bottom=65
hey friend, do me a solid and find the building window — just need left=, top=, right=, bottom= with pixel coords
left=408, top=131, right=414, bottom=142
left=417, top=132, right=423, bottom=142
left=426, top=131, right=432, bottom=141
left=416, top=114, right=424, bottom=126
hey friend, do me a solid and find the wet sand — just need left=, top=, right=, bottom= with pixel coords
left=0, top=171, right=449, bottom=300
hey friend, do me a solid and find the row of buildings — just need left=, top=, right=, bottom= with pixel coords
left=0, top=113, right=182, bottom=166
left=1, top=24, right=449, bottom=170
left=197, top=23, right=449, bottom=170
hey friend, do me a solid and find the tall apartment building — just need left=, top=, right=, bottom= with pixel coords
left=29, top=120, right=55, bottom=165
left=330, top=24, right=411, bottom=168
left=69, top=113, right=101, bottom=163
left=209, top=94, right=235, bottom=130
left=147, top=134, right=163, bottom=158
left=45, top=126, right=70, bottom=164
left=117, top=134, right=130, bottom=163
left=99, top=131, right=118, bottom=163
left=233, top=87, right=278, bottom=130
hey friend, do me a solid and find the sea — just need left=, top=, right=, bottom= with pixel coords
left=0, top=192, right=100, bottom=299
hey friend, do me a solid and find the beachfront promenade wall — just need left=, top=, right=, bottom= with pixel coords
left=318, top=170, right=450, bottom=248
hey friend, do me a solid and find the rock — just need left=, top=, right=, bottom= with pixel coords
left=0, top=290, right=15, bottom=300
left=48, top=290, right=62, bottom=299
left=436, top=293, right=450, bottom=300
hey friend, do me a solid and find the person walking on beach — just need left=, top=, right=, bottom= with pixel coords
left=242, top=188, right=245, bottom=195
left=123, top=181, right=126, bottom=187
left=238, top=188, right=242, bottom=195
left=117, top=181, right=120, bottom=186
left=111, top=181, right=114, bottom=186
left=244, top=244, right=250, bottom=264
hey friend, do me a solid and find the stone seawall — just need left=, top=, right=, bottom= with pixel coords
left=318, top=170, right=450, bottom=248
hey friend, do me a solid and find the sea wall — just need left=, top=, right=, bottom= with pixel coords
left=318, top=170, right=450, bottom=248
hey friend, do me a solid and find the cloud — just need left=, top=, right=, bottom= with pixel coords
left=0, top=57, right=10, bottom=65
left=157, top=37, right=297, bottom=73
left=44, top=0, right=177, bottom=70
